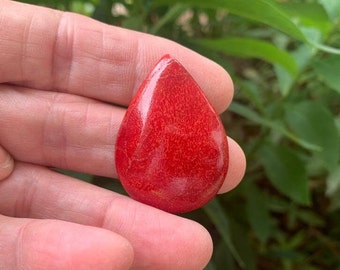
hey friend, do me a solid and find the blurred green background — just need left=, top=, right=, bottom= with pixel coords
left=17, top=0, right=340, bottom=269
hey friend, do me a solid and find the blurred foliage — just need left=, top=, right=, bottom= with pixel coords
left=17, top=0, right=340, bottom=268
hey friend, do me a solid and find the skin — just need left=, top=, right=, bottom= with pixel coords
left=0, top=1, right=246, bottom=269
left=0, top=146, right=14, bottom=180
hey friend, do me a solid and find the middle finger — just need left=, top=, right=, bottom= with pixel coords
left=0, top=84, right=123, bottom=177
left=0, top=84, right=245, bottom=192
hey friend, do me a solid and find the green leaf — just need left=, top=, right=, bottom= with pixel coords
left=149, top=4, right=186, bottom=34
left=297, top=210, right=325, bottom=227
left=236, top=80, right=266, bottom=114
left=211, top=241, right=237, bottom=270
left=195, top=38, right=297, bottom=75
left=277, top=2, right=331, bottom=36
left=153, top=0, right=304, bottom=40
left=285, top=101, right=339, bottom=171
left=228, top=214, right=257, bottom=270
left=55, top=169, right=93, bottom=183
left=319, top=0, right=340, bottom=20
left=203, top=198, right=245, bottom=268
left=326, top=167, right=340, bottom=211
left=312, top=55, right=340, bottom=94
left=204, top=262, right=217, bottom=270
left=152, top=0, right=340, bottom=54
left=70, top=0, right=95, bottom=16
left=122, top=16, right=145, bottom=31
left=275, top=44, right=316, bottom=96
left=326, top=166, right=340, bottom=196
left=245, top=182, right=276, bottom=244
left=229, top=102, right=322, bottom=152
left=92, top=0, right=113, bottom=24
left=259, top=144, right=311, bottom=205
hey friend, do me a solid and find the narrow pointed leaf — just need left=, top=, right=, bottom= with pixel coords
left=203, top=198, right=245, bottom=268
left=195, top=38, right=297, bottom=75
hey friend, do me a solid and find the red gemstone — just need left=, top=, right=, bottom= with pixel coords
left=115, top=54, right=229, bottom=213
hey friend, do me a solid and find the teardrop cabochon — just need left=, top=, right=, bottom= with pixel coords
left=115, top=54, right=229, bottom=213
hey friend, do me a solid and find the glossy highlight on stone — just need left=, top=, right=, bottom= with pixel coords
left=115, top=54, right=229, bottom=213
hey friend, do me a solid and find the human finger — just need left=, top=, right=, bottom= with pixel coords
left=0, top=85, right=246, bottom=189
left=0, top=215, right=133, bottom=270
left=0, top=0, right=233, bottom=113
left=0, top=162, right=213, bottom=270
left=0, top=145, right=14, bottom=180
left=218, top=137, right=246, bottom=193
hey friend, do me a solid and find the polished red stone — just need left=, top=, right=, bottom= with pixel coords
left=115, top=54, right=229, bottom=213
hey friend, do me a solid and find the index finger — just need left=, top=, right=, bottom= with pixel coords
left=0, top=0, right=233, bottom=113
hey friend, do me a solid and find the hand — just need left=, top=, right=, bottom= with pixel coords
left=0, top=1, right=246, bottom=269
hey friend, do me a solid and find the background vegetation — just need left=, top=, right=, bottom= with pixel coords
left=18, top=0, right=340, bottom=269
